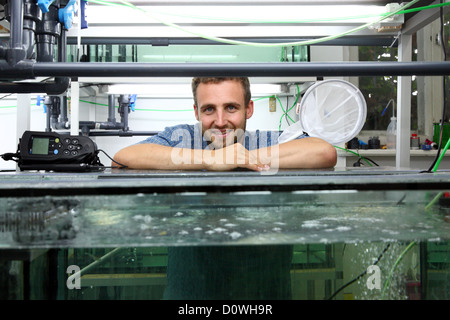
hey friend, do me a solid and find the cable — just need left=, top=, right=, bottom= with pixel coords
left=326, top=243, right=391, bottom=300
left=276, top=96, right=291, bottom=130
left=289, top=85, right=300, bottom=114
left=381, top=241, right=417, bottom=299
left=333, top=146, right=373, bottom=167
left=98, top=149, right=128, bottom=169
left=0, top=93, right=14, bottom=101
left=381, top=99, right=395, bottom=117
left=284, top=85, right=300, bottom=126
left=354, top=156, right=380, bottom=167
left=276, top=85, right=300, bottom=130
left=365, top=157, right=380, bottom=167
left=0, top=152, right=20, bottom=163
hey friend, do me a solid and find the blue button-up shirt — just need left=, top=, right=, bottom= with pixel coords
left=139, top=123, right=305, bottom=150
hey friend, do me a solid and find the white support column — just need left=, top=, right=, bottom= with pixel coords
left=16, top=94, right=31, bottom=136
left=396, top=33, right=412, bottom=169
left=70, top=81, right=80, bottom=136
left=16, top=94, right=31, bottom=171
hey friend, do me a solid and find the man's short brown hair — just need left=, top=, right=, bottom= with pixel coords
left=191, top=77, right=251, bottom=107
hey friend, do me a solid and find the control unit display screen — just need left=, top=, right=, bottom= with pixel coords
left=20, top=131, right=96, bottom=162
left=31, top=138, right=50, bottom=155
left=16, top=131, right=104, bottom=172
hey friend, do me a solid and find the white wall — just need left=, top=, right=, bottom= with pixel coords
left=0, top=95, right=48, bottom=170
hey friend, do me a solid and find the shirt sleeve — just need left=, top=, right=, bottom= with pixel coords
left=245, top=131, right=308, bottom=150
left=138, top=125, right=195, bottom=148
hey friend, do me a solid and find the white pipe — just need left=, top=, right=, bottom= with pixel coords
left=15, top=94, right=31, bottom=171
left=396, top=33, right=412, bottom=169
left=70, top=81, right=80, bottom=136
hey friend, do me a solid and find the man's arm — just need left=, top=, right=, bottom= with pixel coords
left=252, top=137, right=337, bottom=169
left=113, top=136, right=336, bottom=171
left=112, top=143, right=270, bottom=171
left=113, top=144, right=197, bottom=170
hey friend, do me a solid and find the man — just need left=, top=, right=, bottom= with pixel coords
left=113, top=77, right=337, bottom=299
left=113, top=77, right=337, bottom=171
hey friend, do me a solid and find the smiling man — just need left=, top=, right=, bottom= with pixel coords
left=112, top=77, right=337, bottom=300
left=194, top=78, right=250, bottom=149
left=113, top=77, right=337, bottom=172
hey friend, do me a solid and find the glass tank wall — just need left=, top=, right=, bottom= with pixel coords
left=0, top=180, right=448, bottom=300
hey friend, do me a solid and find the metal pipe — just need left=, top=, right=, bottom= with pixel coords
left=61, top=96, right=69, bottom=123
left=0, top=60, right=34, bottom=80
left=0, top=0, right=70, bottom=95
left=58, top=28, right=67, bottom=63
left=107, top=95, right=116, bottom=123
left=0, top=76, right=70, bottom=94
left=1, top=60, right=449, bottom=94
left=118, top=95, right=130, bottom=132
left=28, top=61, right=450, bottom=78
left=2, top=60, right=450, bottom=80
left=46, top=105, right=51, bottom=131
left=77, top=121, right=125, bottom=130
left=36, top=1, right=61, bottom=63
left=8, top=0, right=24, bottom=59
left=43, top=92, right=131, bottom=134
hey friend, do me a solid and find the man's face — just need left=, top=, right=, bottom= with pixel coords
left=194, top=80, right=254, bottom=149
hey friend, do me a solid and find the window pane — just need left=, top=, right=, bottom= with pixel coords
left=359, top=45, right=418, bottom=132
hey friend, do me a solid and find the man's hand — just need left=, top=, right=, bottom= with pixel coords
left=203, top=143, right=270, bottom=172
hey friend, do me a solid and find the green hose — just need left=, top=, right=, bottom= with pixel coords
left=432, top=136, right=450, bottom=172
left=381, top=241, right=417, bottom=300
